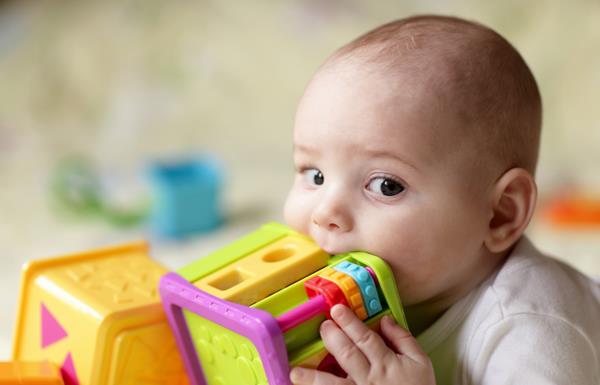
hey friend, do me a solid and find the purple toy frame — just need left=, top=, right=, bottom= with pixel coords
left=159, top=272, right=292, bottom=385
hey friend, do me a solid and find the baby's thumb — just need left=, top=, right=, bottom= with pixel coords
left=380, top=316, right=429, bottom=364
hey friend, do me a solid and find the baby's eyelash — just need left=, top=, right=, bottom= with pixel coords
left=367, top=173, right=403, bottom=186
left=296, top=164, right=316, bottom=173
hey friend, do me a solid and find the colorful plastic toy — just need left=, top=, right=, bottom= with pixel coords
left=50, top=157, right=149, bottom=227
left=12, top=242, right=189, bottom=385
left=148, top=157, right=223, bottom=238
left=542, top=193, right=600, bottom=227
left=334, top=261, right=382, bottom=317
left=0, top=361, right=64, bottom=384
left=159, top=222, right=408, bottom=385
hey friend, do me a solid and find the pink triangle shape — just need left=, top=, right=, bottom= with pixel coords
left=61, top=352, right=80, bottom=385
left=41, top=303, right=68, bottom=348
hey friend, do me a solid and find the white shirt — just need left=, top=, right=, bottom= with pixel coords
left=417, top=237, right=600, bottom=385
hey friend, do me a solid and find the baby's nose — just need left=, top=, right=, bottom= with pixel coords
left=311, top=197, right=353, bottom=232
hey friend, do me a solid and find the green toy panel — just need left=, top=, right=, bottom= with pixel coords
left=253, top=275, right=325, bottom=352
left=183, top=309, right=269, bottom=385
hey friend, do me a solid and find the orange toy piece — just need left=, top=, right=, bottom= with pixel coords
left=318, top=267, right=368, bottom=320
left=12, top=242, right=189, bottom=385
left=0, top=361, right=63, bottom=384
left=543, top=194, right=600, bottom=226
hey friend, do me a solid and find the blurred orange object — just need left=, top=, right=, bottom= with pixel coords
left=0, top=361, right=64, bottom=384
left=543, top=195, right=600, bottom=227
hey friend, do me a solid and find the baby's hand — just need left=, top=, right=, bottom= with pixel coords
left=290, top=304, right=436, bottom=385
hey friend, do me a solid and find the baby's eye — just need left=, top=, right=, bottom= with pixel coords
left=301, top=168, right=324, bottom=186
left=367, top=176, right=405, bottom=197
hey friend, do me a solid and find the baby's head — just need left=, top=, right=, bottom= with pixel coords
left=284, top=16, right=541, bottom=321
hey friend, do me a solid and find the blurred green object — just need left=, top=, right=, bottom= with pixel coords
left=50, top=157, right=150, bottom=227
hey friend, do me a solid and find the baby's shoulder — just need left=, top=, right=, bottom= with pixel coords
left=488, top=237, right=600, bottom=324
left=424, top=238, right=600, bottom=383
left=457, top=239, right=600, bottom=383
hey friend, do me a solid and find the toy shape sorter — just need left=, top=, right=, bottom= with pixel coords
left=12, top=242, right=189, bottom=385
left=159, top=222, right=408, bottom=385
left=0, top=361, right=63, bottom=385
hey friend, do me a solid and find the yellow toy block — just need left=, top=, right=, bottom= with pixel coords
left=193, top=235, right=329, bottom=306
left=319, top=268, right=367, bottom=320
left=12, top=242, right=189, bottom=385
left=0, top=361, right=63, bottom=385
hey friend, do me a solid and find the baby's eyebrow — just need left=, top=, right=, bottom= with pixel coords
left=294, top=143, right=418, bottom=171
left=362, top=148, right=419, bottom=171
left=293, top=143, right=317, bottom=154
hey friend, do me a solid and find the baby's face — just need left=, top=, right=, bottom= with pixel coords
left=284, top=63, right=494, bottom=307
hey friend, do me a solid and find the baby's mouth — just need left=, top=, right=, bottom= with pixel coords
left=310, top=227, right=357, bottom=255
left=312, top=234, right=348, bottom=255
left=322, top=246, right=341, bottom=255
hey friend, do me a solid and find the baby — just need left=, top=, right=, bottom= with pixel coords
left=283, top=15, right=600, bottom=385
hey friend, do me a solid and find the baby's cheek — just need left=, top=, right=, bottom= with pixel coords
left=283, top=191, right=309, bottom=234
left=374, top=248, right=439, bottom=304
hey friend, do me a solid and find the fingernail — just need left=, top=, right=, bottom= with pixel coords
left=331, top=304, right=345, bottom=318
left=320, top=320, right=333, bottom=332
left=290, top=367, right=305, bottom=382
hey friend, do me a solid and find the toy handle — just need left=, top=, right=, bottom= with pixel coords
left=276, top=295, right=328, bottom=333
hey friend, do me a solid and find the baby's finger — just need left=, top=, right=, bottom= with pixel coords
left=290, top=366, right=352, bottom=385
left=320, top=319, right=370, bottom=383
left=380, top=315, right=429, bottom=364
left=329, top=304, right=391, bottom=364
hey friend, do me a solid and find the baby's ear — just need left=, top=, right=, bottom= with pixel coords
left=485, top=168, right=537, bottom=253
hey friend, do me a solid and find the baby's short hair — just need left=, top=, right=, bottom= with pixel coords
left=328, top=15, right=542, bottom=175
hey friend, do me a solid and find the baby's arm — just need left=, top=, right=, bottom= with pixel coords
left=290, top=304, right=436, bottom=385
left=471, top=314, right=598, bottom=384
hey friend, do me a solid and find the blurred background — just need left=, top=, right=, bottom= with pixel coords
left=0, top=0, right=599, bottom=359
